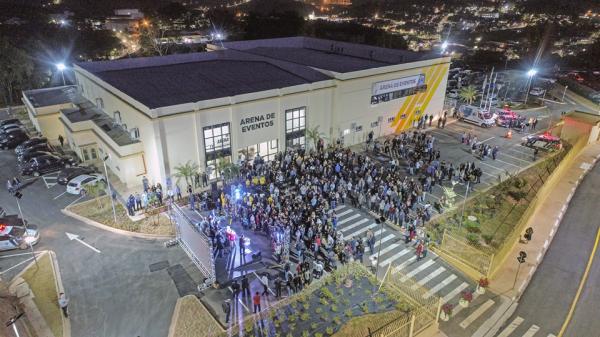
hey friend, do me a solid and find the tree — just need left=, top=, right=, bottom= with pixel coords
left=0, top=39, right=33, bottom=107
left=217, top=159, right=239, bottom=183
left=305, top=126, right=326, bottom=150
left=85, top=181, right=107, bottom=209
left=174, top=161, right=199, bottom=186
left=139, top=22, right=171, bottom=56
left=244, top=11, right=305, bottom=40
left=459, top=86, right=478, bottom=105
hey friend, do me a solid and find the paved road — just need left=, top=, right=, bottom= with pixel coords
left=493, top=161, right=600, bottom=337
left=0, top=150, right=201, bottom=337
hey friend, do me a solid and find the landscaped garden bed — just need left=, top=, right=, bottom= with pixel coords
left=237, top=263, right=414, bottom=337
left=428, top=146, right=568, bottom=252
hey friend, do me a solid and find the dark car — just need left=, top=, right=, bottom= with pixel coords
left=0, top=132, right=29, bottom=150
left=57, top=166, right=97, bottom=185
left=17, top=144, right=55, bottom=161
left=20, top=155, right=68, bottom=176
left=0, top=119, right=21, bottom=127
left=15, top=137, right=47, bottom=154
left=17, top=151, right=56, bottom=165
left=0, top=124, right=26, bottom=135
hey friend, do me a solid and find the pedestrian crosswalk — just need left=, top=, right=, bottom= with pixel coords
left=332, top=203, right=478, bottom=312
left=494, top=316, right=558, bottom=337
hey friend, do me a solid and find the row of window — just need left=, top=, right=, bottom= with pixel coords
left=370, top=85, right=428, bottom=105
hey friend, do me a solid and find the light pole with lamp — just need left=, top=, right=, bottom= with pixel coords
left=102, top=155, right=118, bottom=224
left=56, top=63, right=66, bottom=86
left=459, top=180, right=471, bottom=229
left=13, top=191, right=37, bottom=265
left=374, top=216, right=386, bottom=276
left=524, top=68, right=537, bottom=105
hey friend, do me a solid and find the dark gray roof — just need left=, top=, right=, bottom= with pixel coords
left=222, top=37, right=436, bottom=73
left=77, top=49, right=332, bottom=109
left=23, top=86, right=77, bottom=107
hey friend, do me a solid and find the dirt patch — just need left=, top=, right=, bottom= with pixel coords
left=68, top=196, right=175, bottom=236
left=21, top=253, right=63, bottom=337
left=170, top=295, right=223, bottom=337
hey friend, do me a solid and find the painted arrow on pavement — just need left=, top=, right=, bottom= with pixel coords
left=66, top=232, right=101, bottom=253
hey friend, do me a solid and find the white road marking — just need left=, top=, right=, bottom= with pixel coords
left=400, top=259, right=435, bottom=282
left=495, top=158, right=521, bottom=168
left=53, top=191, right=68, bottom=200
left=411, top=266, right=445, bottom=289
left=370, top=244, right=403, bottom=259
left=459, top=299, right=495, bottom=329
left=479, top=161, right=505, bottom=172
left=0, top=257, right=35, bottom=275
left=338, top=214, right=361, bottom=225
left=0, top=252, right=42, bottom=258
left=499, top=152, right=531, bottom=164
left=497, top=316, right=525, bottom=337
left=334, top=205, right=346, bottom=211
left=480, top=137, right=495, bottom=143
left=379, top=248, right=412, bottom=266
left=346, top=223, right=378, bottom=238
left=336, top=209, right=353, bottom=217
left=442, top=282, right=469, bottom=304
left=392, top=256, right=417, bottom=274
left=521, top=325, right=540, bottom=337
left=340, top=218, right=369, bottom=232
left=66, top=232, right=101, bottom=253
left=66, top=195, right=85, bottom=207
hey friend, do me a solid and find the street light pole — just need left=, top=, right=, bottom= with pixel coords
left=375, top=217, right=385, bottom=276
left=56, top=63, right=66, bottom=86
left=102, top=155, right=118, bottom=224
left=459, top=180, right=470, bottom=228
left=524, top=69, right=537, bottom=105
left=562, top=85, right=568, bottom=103
left=14, top=193, right=36, bottom=265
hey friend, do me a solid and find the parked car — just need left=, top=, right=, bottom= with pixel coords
left=0, top=124, right=26, bottom=135
left=17, top=144, right=55, bottom=161
left=495, top=107, right=525, bottom=127
left=57, top=166, right=97, bottom=185
left=15, top=137, right=47, bottom=154
left=66, top=173, right=105, bottom=195
left=529, top=87, right=545, bottom=96
left=20, top=154, right=69, bottom=176
left=0, top=222, right=40, bottom=251
left=523, top=133, right=561, bottom=150
left=0, top=119, right=21, bottom=127
left=458, top=105, right=496, bottom=128
left=17, top=151, right=56, bottom=165
left=0, top=132, right=29, bottom=150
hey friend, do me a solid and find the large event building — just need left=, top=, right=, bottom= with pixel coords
left=22, top=37, right=450, bottom=190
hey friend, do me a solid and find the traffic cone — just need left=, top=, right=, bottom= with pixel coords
left=506, top=130, right=512, bottom=139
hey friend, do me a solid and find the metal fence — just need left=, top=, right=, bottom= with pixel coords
left=171, top=203, right=216, bottom=287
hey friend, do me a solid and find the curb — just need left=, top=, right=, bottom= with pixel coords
left=48, top=251, right=71, bottom=337
left=61, top=208, right=175, bottom=240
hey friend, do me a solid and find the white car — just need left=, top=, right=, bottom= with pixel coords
left=529, top=87, right=545, bottom=96
left=66, top=173, right=105, bottom=195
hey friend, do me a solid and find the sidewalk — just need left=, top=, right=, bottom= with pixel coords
left=478, top=142, right=600, bottom=336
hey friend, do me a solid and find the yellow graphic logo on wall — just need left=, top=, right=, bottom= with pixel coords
left=390, top=63, right=449, bottom=133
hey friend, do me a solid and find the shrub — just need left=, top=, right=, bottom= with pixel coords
left=442, top=303, right=454, bottom=315
left=360, top=302, right=369, bottom=313
left=478, top=277, right=490, bottom=288
left=341, top=298, right=350, bottom=306
left=331, top=304, right=338, bottom=312
left=287, top=333, right=293, bottom=337
left=245, top=324, right=253, bottom=333
left=508, top=190, right=527, bottom=201
left=333, top=316, right=342, bottom=325
left=315, top=333, right=323, bottom=337
left=311, top=323, right=318, bottom=330
left=302, top=331, right=310, bottom=337
left=465, top=221, right=481, bottom=233
left=326, top=327, right=335, bottom=335
left=301, top=313, right=310, bottom=321
left=336, top=287, right=344, bottom=295
left=321, top=313, right=329, bottom=321
left=316, top=307, right=323, bottom=314
left=466, top=233, right=480, bottom=245
left=344, top=309, right=353, bottom=318
left=461, top=290, right=473, bottom=302
left=482, top=234, right=494, bottom=245
left=374, top=295, right=384, bottom=304
left=288, top=314, right=297, bottom=322
left=303, top=303, right=310, bottom=310
left=321, top=287, right=335, bottom=300
left=320, top=298, right=329, bottom=306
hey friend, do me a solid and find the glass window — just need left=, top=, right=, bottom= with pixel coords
left=285, top=107, right=306, bottom=149
left=82, top=148, right=89, bottom=161
left=203, top=123, right=232, bottom=180
left=204, top=129, right=213, bottom=138
left=91, top=148, right=97, bottom=159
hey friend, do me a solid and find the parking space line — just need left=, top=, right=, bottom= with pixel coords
left=0, top=257, right=35, bottom=275
left=494, top=158, right=521, bottom=168
left=66, top=195, right=85, bottom=208
left=54, top=191, right=68, bottom=200
left=499, top=152, right=532, bottom=164
left=480, top=137, right=495, bottom=143
left=0, top=251, right=43, bottom=259
left=479, top=161, right=505, bottom=172
left=429, top=130, right=456, bottom=140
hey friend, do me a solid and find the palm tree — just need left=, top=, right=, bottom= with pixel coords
left=217, top=158, right=239, bottom=183
left=173, top=161, right=199, bottom=186
left=305, top=126, right=326, bottom=150
left=459, top=85, right=478, bottom=105
left=85, top=181, right=107, bottom=209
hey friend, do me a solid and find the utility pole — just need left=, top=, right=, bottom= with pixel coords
left=102, top=155, right=118, bottom=224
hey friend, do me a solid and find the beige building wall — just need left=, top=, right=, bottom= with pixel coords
left=22, top=97, right=73, bottom=143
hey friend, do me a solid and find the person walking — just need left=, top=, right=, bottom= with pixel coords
left=260, top=274, right=269, bottom=296
left=416, top=241, right=424, bottom=261
left=252, top=292, right=261, bottom=313
left=231, top=280, right=240, bottom=299
left=241, top=274, right=250, bottom=297
left=58, top=135, right=65, bottom=148
left=239, top=234, right=246, bottom=265
left=58, top=293, right=69, bottom=318
left=492, top=146, right=498, bottom=160
left=222, top=299, right=232, bottom=324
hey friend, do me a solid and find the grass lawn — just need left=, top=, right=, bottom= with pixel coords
left=171, top=295, right=223, bottom=337
left=21, top=253, right=63, bottom=337
left=69, top=196, right=175, bottom=235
